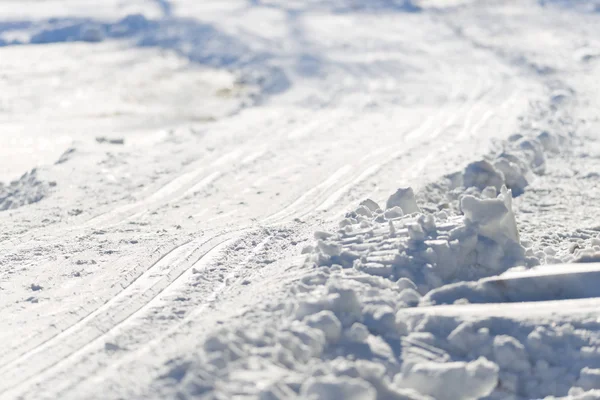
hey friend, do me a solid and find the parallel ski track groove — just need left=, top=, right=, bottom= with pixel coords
left=1, top=50, right=527, bottom=398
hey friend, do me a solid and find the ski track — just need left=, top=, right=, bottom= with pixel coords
left=0, top=84, right=510, bottom=397
left=1, top=1, right=581, bottom=398
left=1, top=54, right=525, bottom=397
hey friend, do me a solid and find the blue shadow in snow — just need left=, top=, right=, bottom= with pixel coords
left=0, top=14, right=290, bottom=96
left=246, top=0, right=421, bottom=14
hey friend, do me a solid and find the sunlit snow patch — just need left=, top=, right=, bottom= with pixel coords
left=424, top=262, right=600, bottom=305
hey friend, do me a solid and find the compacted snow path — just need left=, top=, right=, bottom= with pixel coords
left=1, top=1, right=600, bottom=399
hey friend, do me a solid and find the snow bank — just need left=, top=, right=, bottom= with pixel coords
left=0, top=169, right=53, bottom=211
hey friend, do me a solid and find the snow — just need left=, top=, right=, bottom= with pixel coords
left=424, top=262, right=600, bottom=305
left=2, top=0, right=600, bottom=399
left=397, top=357, right=499, bottom=400
left=0, top=169, right=53, bottom=211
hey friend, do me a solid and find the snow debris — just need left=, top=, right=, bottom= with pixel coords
left=305, top=311, right=343, bottom=344
left=419, top=124, right=566, bottom=214
left=492, top=335, right=530, bottom=372
left=575, top=368, right=600, bottom=392
left=386, top=187, right=420, bottom=215
left=395, top=357, right=499, bottom=400
left=463, top=160, right=505, bottom=192
left=360, top=199, right=381, bottom=213
left=96, top=136, right=125, bottom=145
left=394, top=310, right=600, bottom=399
left=0, top=169, right=53, bottom=211
left=309, top=184, right=527, bottom=293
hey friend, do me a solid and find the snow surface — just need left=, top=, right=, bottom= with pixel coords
left=1, top=0, right=600, bottom=399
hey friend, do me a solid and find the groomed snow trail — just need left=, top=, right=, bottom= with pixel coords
left=1, top=1, right=599, bottom=399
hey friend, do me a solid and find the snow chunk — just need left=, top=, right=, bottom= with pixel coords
left=345, top=323, right=370, bottom=343
left=360, top=199, right=381, bottom=212
left=517, top=138, right=546, bottom=172
left=492, top=335, right=530, bottom=372
left=398, top=288, right=421, bottom=306
left=386, top=187, right=420, bottom=214
left=461, top=186, right=519, bottom=246
left=395, top=357, right=499, bottom=400
left=463, top=160, right=504, bottom=191
left=494, top=158, right=529, bottom=197
left=305, top=311, right=343, bottom=344
left=577, top=368, right=600, bottom=391
left=384, top=206, right=404, bottom=220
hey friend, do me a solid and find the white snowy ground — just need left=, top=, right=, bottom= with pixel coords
left=1, top=0, right=600, bottom=399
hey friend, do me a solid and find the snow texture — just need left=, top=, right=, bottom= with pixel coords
left=0, top=169, right=53, bottom=211
left=2, top=1, right=600, bottom=400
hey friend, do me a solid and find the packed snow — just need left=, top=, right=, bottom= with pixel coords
left=1, top=0, right=600, bottom=400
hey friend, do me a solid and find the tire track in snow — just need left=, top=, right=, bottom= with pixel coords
left=0, top=104, right=362, bottom=372
left=0, top=147, right=271, bottom=366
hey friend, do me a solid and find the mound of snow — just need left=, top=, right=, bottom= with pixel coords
left=309, top=185, right=527, bottom=294
left=418, top=129, right=566, bottom=215
left=386, top=187, right=420, bottom=214
left=0, top=169, right=53, bottom=211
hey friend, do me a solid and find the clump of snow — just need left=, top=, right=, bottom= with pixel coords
left=461, top=186, right=520, bottom=246
left=386, top=187, right=420, bottom=214
left=308, top=184, right=527, bottom=295
left=395, top=357, right=499, bottom=400
left=575, top=367, right=600, bottom=392
left=419, top=126, right=566, bottom=214
left=463, top=160, right=505, bottom=192
left=0, top=169, right=53, bottom=211
left=396, top=310, right=600, bottom=399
